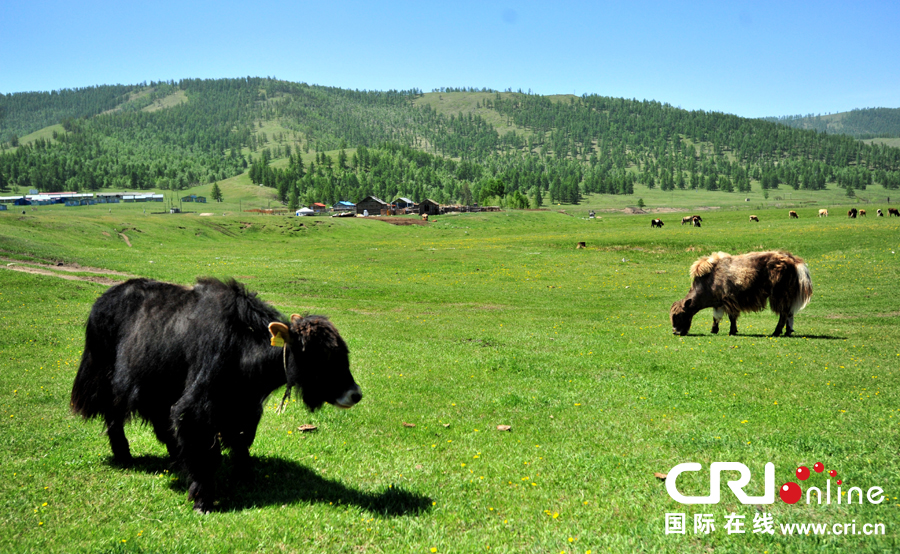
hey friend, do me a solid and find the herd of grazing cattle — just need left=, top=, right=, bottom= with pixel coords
left=650, top=206, right=900, bottom=227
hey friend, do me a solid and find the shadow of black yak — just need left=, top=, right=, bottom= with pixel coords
left=121, top=454, right=432, bottom=516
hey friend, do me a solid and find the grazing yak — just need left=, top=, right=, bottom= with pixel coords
left=749, top=215, right=759, bottom=222
left=889, top=208, right=899, bottom=217
left=681, top=215, right=702, bottom=225
left=670, top=251, right=812, bottom=337
left=859, top=209, right=867, bottom=217
left=71, top=278, right=362, bottom=512
left=877, top=209, right=884, bottom=217
left=819, top=209, right=828, bottom=217
left=848, top=208, right=858, bottom=218
left=651, top=218, right=664, bottom=228
left=692, top=216, right=702, bottom=227
left=789, top=211, right=798, bottom=219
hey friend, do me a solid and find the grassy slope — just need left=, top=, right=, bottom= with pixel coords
left=0, top=199, right=898, bottom=553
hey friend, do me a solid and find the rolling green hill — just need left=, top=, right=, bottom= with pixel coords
left=764, top=107, right=900, bottom=139
left=2, top=78, right=900, bottom=210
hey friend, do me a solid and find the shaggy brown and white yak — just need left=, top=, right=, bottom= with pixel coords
left=789, top=211, right=798, bottom=219
left=749, top=215, right=759, bottom=222
left=670, top=251, right=812, bottom=337
left=859, top=209, right=866, bottom=216
left=819, top=209, right=828, bottom=217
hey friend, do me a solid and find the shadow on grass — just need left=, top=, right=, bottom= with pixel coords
left=677, top=333, right=847, bottom=340
left=116, top=454, right=432, bottom=516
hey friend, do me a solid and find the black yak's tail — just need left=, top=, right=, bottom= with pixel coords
left=71, top=317, right=115, bottom=419
left=71, top=281, right=145, bottom=418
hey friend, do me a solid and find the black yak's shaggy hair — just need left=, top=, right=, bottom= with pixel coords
left=71, top=277, right=361, bottom=512
left=670, top=251, right=812, bottom=337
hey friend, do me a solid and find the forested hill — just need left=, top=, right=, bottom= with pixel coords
left=2, top=78, right=900, bottom=208
left=764, top=108, right=900, bottom=139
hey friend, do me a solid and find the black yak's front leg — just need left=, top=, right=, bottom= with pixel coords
left=174, top=409, right=222, bottom=513
left=728, top=313, right=739, bottom=336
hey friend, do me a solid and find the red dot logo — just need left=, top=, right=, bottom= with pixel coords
left=829, top=470, right=837, bottom=478
left=814, top=462, right=824, bottom=473
left=837, top=480, right=843, bottom=485
left=780, top=482, right=802, bottom=504
left=796, top=466, right=810, bottom=480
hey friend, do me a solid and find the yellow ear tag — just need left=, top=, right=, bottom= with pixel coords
left=270, top=333, right=286, bottom=347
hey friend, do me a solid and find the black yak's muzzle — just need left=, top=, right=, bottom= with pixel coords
left=332, top=384, right=363, bottom=409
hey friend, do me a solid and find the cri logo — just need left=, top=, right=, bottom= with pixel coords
left=666, top=462, right=885, bottom=505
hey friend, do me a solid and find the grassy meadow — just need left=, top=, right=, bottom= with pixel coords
left=0, top=197, right=899, bottom=553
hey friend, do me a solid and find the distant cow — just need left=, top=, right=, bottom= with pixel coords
left=670, top=250, right=812, bottom=337
left=681, top=216, right=693, bottom=225
left=651, top=218, right=664, bottom=228
left=71, top=278, right=362, bottom=512
left=877, top=209, right=884, bottom=217
left=819, top=209, right=828, bottom=217
left=848, top=208, right=858, bottom=218
left=692, top=216, right=702, bottom=227
left=749, top=215, right=759, bottom=222
left=422, top=214, right=428, bottom=221
left=789, top=211, right=798, bottom=219
left=889, top=208, right=899, bottom=217
left=859, top=209, right=866, bottom=217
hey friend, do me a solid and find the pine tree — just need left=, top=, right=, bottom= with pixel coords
left=211, top=182, right=223, bottom=202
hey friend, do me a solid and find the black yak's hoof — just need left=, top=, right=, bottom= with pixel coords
left=710, top=326, right=719, bottom=334
left=784, top=330, right=794, bottom=337
left=729, top=331, right=737, bottom=336
left=771, top=330, right=782, bottom=337
left=110, top=453, right=134, bottom=467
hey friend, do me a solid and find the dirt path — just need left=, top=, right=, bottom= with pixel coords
left=0, top=256, right=138, bottom=286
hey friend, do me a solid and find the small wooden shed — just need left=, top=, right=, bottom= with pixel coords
left=418, top=198, right=440, bottom=216
left=356, top=196, right=389, bottom=216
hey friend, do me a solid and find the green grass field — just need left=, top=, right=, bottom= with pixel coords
left=1, top=195, right=898, bottom=553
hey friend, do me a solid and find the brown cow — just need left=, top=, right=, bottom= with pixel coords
left=749, top=215, right=759, bottom=222
left=890, top=208, right=900, bottom=217
left=670, top=251, right=812, bottom=337
left=859, top=209, right=866, bottom=217
left=789, top=211, right=798, bottom=219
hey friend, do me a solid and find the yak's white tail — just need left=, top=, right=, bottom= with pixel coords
left=792, top=263, right=813, bottom=314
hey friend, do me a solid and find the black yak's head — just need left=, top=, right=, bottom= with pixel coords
left=269, top=315, right=362, bottom=411
left=670, top=298, right=695, bottom=336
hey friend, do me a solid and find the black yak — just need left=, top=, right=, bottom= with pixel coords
left=670, top=251, right=812, bottom=337
left=651, top=218, right=664, bottom=228
left=71, top=278, right=362, bottom=512
left=789, top=211, right=798, bottom=219
left=848, top=208, right=858, bottom=218
left=889, top=208, right=899, bottom=217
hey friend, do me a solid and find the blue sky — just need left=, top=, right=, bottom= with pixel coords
left=2, top=0, right=898, bottom=118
